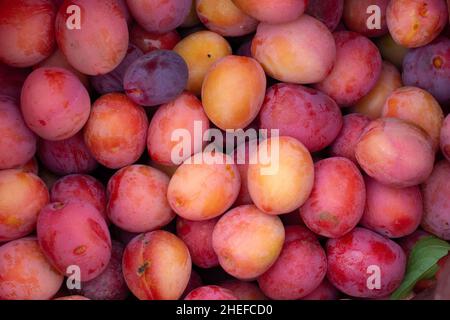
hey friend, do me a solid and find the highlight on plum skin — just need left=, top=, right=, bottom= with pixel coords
left=147, top=92, right=210, bottom=166
left=201, top=55, right=266, bottom=130
left=361, top=176, right=423, bottom=239
left=106, top=165, right=174, bottom=233
left=196, top=0, right=258, bottom=37
left=300, top=157, right=366, bottom=239
left=421, top=161, right=450, bottom=240
left=176, top=216, right=219, bottom=269
left=0, top=237, right=63, bottom=300
left=130, top=25, right=181, bottom=54
left=0, top=95, right=37, bottom=170
left=247, top=136, right=315, bottom=216
left=122, top=230, right=192, bottom=300
left=314, top=31, right=382, bottom=107
left=0, top=0, right=56, bottom=68
left=55, top=0, right=129, bottom=76
left=259, top=83, right=343, bottom=153
left=231, top=0, right=308, bottom=24
left=38, top=131, right=98, bottom=176
left=20, top=67, right=91, bottom=141
left=83, top=93, right=149, bottom=169
left=326, top=227, right=407, bottom=298
left=306, top=0, right=344, bottom=32
left=355, top=117, right=435, bottom=188
left=184, top=285, right=238, bottom=300
left=37, top=201, right=112, bottom=282
left=212, top=205, right=285, bottom=280
left=167, top=151, right=241, bottom=221
left=0, top=170, right=49, bottom=243
left=252, top=14, right=336, bottom=84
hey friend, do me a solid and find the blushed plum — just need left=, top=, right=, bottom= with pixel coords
left=107, top=165, right=174, bottom=233
left=441, top=115, right=450, bottom=161
left=147, top=92, right=210, bottom=166
left=124, top=50, right=188, bottom=107
left=84, top=93, right=148, bottom=169
left=212, top=205, right=285, bottom=280
left=306, top=0, right=344, bottom=31
left=300, top=157, right=366, bottom=238
left=315, top=31, right=382, bottom=106
left=130, top=25, right=181, bottom=54
left=21, top=67, right=91, bottom=141
left=257, top=226, right=327, bottom=300
left=16, top=157, right=39, bottom=175
left=126, top=0, right=191, bottom=34
left=382, top=86, right=444, bottom=149
left=247, top=137, right=314, bottom=215
left=220, top=280, right=267, bottom=300
left=343, top=0, right=389, bottom=37
left=355, top=118, right=435, bottom=187
left=0, top=0, right=56, bottom=67
left=259, top=83, right=343, bottom=152
left=361, top=176, right=423, bottom=238
left=402, top=37, right=450, bottom=105
left=202, top=56, right=265, bottom=130
left=55, top=0, right=129, bottom=75
left=185, top=285, right=238, bottom=300
left=421, top=161, right=450, bottom=240
left=91, top=44, right=143, bottom=95
left=330, top=114, right=371, bottom=163
left=0, top=96, right=37, bottom=170
left=38, top=132, right=98, bottom=175
left=232, top=0, right=308, bottom=24
left=284, top=225, right=319, bottom=244
left=376, top=34, right=409, bottom=68
left=232, top=140, right=258, bottom=206
left=0, top=238, right=63, bottom=300
left=122, top=231, right=192, bottom=300
left=302, top=279, right=340, bottom=300
left=0, top=64, right=30, bottom=99
left=75, top=241, right=129, bottom=300
left=386, top=0, right=448, bottom=48
left=196, top=0, right=258, bottom=37
left=176, top=217, right=219, bottom=268
left=0, top=170, right=49, bottom=242
left=174, top=31, right=232, bottom=95
left=327, top=227, right=406, bottom=298
left=252, top=15, right=336, bottom=84
left=352, top=61, right=403, bottom=119
left=167, top=151, right=240, bottom=221
left=37, top=201, right=112, bottom=281
left=51, top=174, right=106, bottom=221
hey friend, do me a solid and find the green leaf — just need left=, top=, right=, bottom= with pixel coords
left=390, top=236, right=450, bottom=300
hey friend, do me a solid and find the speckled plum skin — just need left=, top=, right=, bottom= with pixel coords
left=21, top=67, right=91, bottom=141
left=107, top=165, right=174, bottom=233
left=326, top=228, right=406, bottom=298
left=51, top=174, right=107, bottom=221
left=441, top=115, right=450, bottom=161
left=257, top=227, right=327, bottom=300
left=212, top=205, right=285, bottom=280
left=37, top=201, right=112, bottom=281
left=84, top=93, right=148, bottom=169
left=232, top=0, right=307, bottom=24
left=55, top=0, right=129, bottom=75
left=176, top=217, right=219, bottom=269
left=38, top=132, right=98, bottom=175
left=330, top=114, right=371, bottom=163
left=252, top=15, right=336, bottom=84
left=355, top=118, right=435, bottom=188
left=421, top=161, right=450, bottom=240
left=185, top=285, right=238, bottom=300
left=361, top=176, right=423, bottom=238
left=0, top=95, right=37, bottom=170
left=147, top=92, right=210, bottom=166
left=259, top=84, right=343, bottom=152
left=167, top=151, right=240, bottom=221
left=122, top=231, right=192, bottom=300
left=300, top=157, right=366, bottom=239
left=0, top=0, right=56, bottom=67
left=0, top=170, right=49, bottom=242
left=314, top=31, right=382, bottom=106
left=0, top=237, right=63, bottom=300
